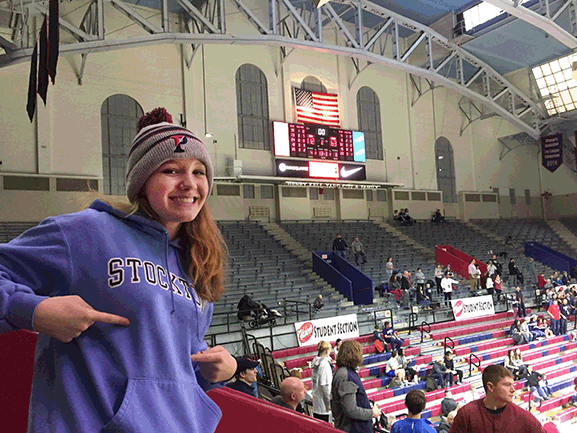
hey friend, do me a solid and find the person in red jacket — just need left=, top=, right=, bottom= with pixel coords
left=449, top=365, right=543, bottom=433
left=547, top=299, right=561, bottom=335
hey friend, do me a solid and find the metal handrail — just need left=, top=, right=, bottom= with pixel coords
left=444, top=336, right=454, bottom=356
left=469, top=353, right=481, bottom=377
left=408, top=312, right=418, bottom=332
left=420, top=321, right=431, bottom=343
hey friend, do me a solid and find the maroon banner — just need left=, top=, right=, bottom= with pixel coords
left=541, top=133, right=563, bottom=173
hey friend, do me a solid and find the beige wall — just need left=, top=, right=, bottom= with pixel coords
left=1, top=0, right=577, bottom=223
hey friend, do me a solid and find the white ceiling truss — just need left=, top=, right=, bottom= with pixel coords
left=0, top=0, right=549, bottom=137
left=483, top=0, right=577, bottom=49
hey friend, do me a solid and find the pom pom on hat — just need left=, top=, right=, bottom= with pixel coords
left=126, top=107, right=213, bottom=202
left=137, top=107, right=173, bottom=132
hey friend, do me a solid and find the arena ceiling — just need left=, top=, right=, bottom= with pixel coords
left=2, top=0, right=577, bottom=142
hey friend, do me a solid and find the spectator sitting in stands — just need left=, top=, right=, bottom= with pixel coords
left=424, top=281, right=435, bottom=301
left=386, top=350, right=407, bottom=386
left=313, top=294, right=324, bottom=312
left=401, top=208, right=416, bottom=226
left=382, top=321, right=404, bottom=351
left=462, top=384, right=480, bottom=404
left=536, top=316, right=554, bottom=338
left=518, top=317, right=532, bottom=343
left=270, top=377, right=307, bottom=413
left=373, top=326, right=385, bottom=345
left=527, top=316, right=545, bottom=340
left=226, top=356, right=260, bottom=396
left=398, top=348, right=418, bottom=384
left=444, top=350, right=463, bottom=385
left=390, top=390, right=436, bottom=433
left=441, top=389, right=458, bottom=418
left=561, top=271, right=570, bottom=286
left=416, top=286, right=432, bottom=310
left=525, top=365, right=552, bottom=405
left=509, top=319, right=527, bottom=346
left=431, top=356, right=451, bottom=388
left=432, top=209, right=445, bottom=224
left=512, top=348, right=529, bottom=377
left=437, top=410, right=458, bottom=433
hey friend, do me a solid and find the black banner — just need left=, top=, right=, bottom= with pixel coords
left=541, top=133, right=563, bottom=173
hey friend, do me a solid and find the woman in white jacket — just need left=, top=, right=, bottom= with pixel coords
left=311, top=340, right=333, bottom=422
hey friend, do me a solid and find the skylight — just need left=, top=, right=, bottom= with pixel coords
left=462, top=3, right=504, bottom=32
left=461, top=1, right=534, bottom=32
left=532, top=54, right=577, bottom=116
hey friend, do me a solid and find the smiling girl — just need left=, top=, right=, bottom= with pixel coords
left=0, top=108, right=236, bottom=432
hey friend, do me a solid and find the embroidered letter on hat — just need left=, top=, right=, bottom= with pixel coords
left=172, top=135, right=187, bottom=153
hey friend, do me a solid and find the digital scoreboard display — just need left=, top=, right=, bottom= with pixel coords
left=273, top=121, right=366, bottom=162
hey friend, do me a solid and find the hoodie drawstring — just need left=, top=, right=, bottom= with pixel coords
left=165, top=232, right=176, bottom=319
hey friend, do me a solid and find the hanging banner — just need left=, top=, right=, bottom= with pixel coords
left=541, top=133, right=563, bottom=173
left=294, top=314, right=359, bottom=347
left=451, top=295, right=495, bottom=322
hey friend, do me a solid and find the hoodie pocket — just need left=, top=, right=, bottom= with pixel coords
left=100, top=377, right=221, bottom=433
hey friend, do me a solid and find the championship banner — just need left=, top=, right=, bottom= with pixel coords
left=541, top=133, right=563, bottom=173
left=294, top=314, right=359, bottom=347
left=451, top=295, right=494, bottom=322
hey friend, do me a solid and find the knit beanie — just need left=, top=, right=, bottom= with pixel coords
left=126, top=108, right=213, bottom=202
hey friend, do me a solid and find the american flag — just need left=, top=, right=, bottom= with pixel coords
left=293, top=88, right=340, bottom=127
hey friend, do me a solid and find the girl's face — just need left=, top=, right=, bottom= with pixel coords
left=144, top=159, right=208, bottom=239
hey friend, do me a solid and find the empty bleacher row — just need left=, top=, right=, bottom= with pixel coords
left=472, top=218, right=576, bottom=259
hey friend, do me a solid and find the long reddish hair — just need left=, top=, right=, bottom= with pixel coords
left=135, top=197, right=227, bottom=303
left=182, top=204, right=227, bottom=303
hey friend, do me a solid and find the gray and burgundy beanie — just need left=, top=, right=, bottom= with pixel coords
left=125, top=107, right=213, bottom=202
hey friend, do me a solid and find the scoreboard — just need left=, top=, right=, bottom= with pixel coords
left=273, top=121, right=366, bottom=162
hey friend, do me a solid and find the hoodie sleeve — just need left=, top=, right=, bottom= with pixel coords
left=0, top=218, right=73, bottom=333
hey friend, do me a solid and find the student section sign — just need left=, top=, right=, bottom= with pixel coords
left=451, top=296, right=495, bottom=322
left=294, top=314, right=359, bottom=347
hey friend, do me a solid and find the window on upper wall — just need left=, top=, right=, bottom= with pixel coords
left=357, top=86, right=383, bottom=160
left=301, top=76, right=327, bottom=93
left=236, top=64, right=270, bottom=150
left=435, top=137, right=457, bottom=203
left=532, top=54, right=577, bottom=116
left=101, top=94, right=143, bottom=196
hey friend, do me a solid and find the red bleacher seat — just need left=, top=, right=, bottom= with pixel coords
left=210, top=387, right=340, bottom=433
left=0, top=330, right=37, bottom=433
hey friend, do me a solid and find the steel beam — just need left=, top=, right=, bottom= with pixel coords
left=483, top=0, right=577, bottom=49
left=0, top=0, right=547, bottom=138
